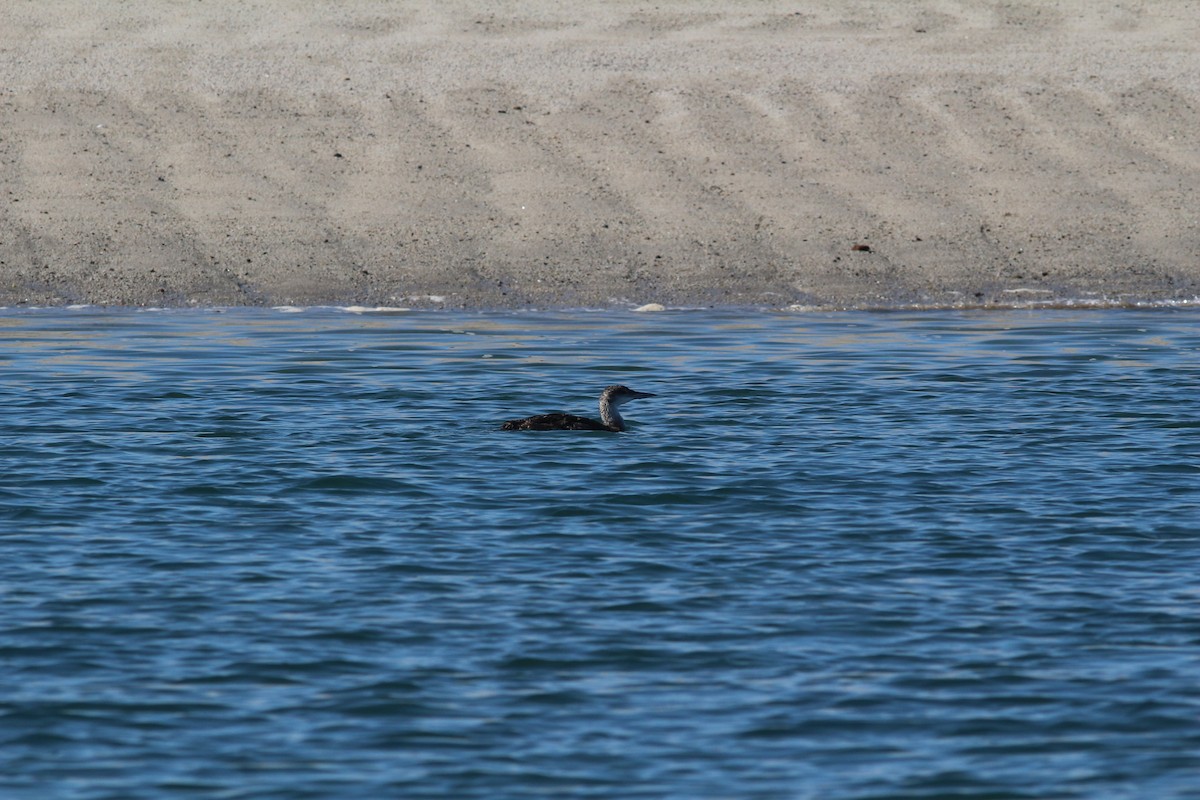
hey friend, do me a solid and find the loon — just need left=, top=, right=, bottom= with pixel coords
left=500, top=385, right=656, bottom=432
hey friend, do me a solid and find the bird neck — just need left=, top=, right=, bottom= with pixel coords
left=599, top=397, right=625, bottom=431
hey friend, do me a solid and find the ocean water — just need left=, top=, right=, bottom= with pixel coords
left=1, top=306, right=1198, bottom=799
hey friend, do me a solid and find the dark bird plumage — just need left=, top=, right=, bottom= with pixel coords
left=500, top=385, right=656, bottom=432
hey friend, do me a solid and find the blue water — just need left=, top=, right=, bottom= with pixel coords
left=2, top=307, right=1198, bottom=799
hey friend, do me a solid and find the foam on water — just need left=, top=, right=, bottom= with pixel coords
left=1, top=307, right=1197, bottom=798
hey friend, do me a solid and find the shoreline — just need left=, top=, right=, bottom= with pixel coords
left=4, top=294, right=1199, bottom=315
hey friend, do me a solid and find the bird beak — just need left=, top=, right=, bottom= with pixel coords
left=632, top=390, right=656, bottom=398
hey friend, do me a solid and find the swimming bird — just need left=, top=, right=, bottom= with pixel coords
left=500, top=385, right=656, bottom=432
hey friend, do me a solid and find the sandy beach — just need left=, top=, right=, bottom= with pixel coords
left=2, top=1, right=1198, bottom=309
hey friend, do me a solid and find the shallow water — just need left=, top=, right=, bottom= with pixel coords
left=2, top=307, right=1198, bottom=799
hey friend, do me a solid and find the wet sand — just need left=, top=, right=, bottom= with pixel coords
left=2, top=1, right=1199, bottom=309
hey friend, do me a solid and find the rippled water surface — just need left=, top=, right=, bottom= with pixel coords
left=2, top=307, right=1198, bottom=799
